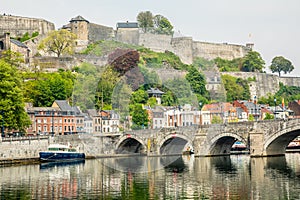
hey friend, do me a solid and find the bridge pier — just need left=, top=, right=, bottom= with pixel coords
left=249, top=132, right=265, bottom=157
left=193, top=134, right=208, bottom=157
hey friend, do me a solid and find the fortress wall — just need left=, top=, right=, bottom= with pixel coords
left=138, top=33, right=172, bottom=52
left=192, top=41, right=249, bottom=61
left=220, top=72, right=300, bottom=99
left=88, top=23, right=114, bottom=42
left=115, top=28, right=140, bottom=45
left=170, top=37, right=194, bottom=64
left=32, top=57, right=79, bottom=71
left=0, top=15, right=55, bottom=37
left=279, top=76, right=300, bottom=87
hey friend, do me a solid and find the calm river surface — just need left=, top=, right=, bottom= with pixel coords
left=1, top=153, right=300, bottom=199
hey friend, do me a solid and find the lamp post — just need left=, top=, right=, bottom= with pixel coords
left=199, top=102, right=202, bottom=125
left=254, top=96, right=257, bottom=121
left=274, top=98, right=277, bottom=119
left=1, top=110, right=4, bottom=138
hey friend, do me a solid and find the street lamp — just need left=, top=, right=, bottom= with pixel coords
left=254, top=96, right=257, bottom=121
left=199, top=102, right=202, bottom=125
left=1, top=110, right=4, bottom=137
left=274, top=98, right=277, bottom=119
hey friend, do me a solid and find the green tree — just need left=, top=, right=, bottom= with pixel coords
left=241, top=51, right=265, bottom=72
left=193, top=57, right=215, bottom=71
left=270, top=56, right=294, bottom=77
left=137, top=11, right=154, bottom=33
left=222, top=75, right=250, bottom=102
left=264, top=113, right=274, bottom=120
left=130, top=104, right=149, bottom=129
left=131, top=89, right=149, bottom=104
left=162, top=91, right=177, bottom=106
left=248, top=114, right=254, bottom=121
left=0, top=59, right=31, bottom=132
left=28, top=72, right=74, bottom=107
left=95, top=67, right=120, bottom=110
left=153, top=15, right=173, bottom=35
left=185, top=66, right=209, bottom=98
left=211, top=115, right=222, bottom=124
left=38, top=29, right=77, bottom=57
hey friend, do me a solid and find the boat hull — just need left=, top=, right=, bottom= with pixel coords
left=39, top=152, right=85, bottom=162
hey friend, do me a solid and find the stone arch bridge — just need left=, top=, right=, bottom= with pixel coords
left=114, top=118, right=300, bottom=157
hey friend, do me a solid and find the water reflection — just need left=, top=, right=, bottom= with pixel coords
left=0, top=154, right=300, bottom=199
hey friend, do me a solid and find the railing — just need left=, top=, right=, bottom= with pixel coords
left=1, top=135, right=49, bottom=142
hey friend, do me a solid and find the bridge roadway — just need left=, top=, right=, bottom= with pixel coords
left=114, top=118, right=300, bottom=157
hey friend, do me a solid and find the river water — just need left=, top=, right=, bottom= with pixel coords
left=0, top=153, right=300, bottom=199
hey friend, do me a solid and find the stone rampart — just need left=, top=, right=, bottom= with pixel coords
left=116, top=28, right=139, bottom=45
left=221, top=72, right=300, bottom=98
left=32, top=56, right=79, bottom=71
left=192, top=41, right=249, bottom=61
left=88, top=23, right=115, bottom=42
left=139, top=33, right=172, bottom=52
left=0, top=14, right=55, bottom=37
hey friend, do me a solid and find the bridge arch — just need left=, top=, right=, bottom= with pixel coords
left=159, top=132, right=193, bottom=155
left=264, top=124, right=300, bottom=156
left=115, top=134, right=147, bottom=154
left=208, top=133, right=247, bottom=156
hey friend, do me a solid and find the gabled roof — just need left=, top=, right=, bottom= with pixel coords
left=117, top=22, right=138, bottom=29
left=52, top=100, right=73, bottom=111
left=10, top=39, right=28, bottom=48
left=70, top=15, right=89, bottom=23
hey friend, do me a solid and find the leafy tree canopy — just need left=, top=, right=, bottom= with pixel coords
left=221, top=74, right=250, bottom=102
left=153, top=14, right=173, bottom=35
left=0, top=59, right=31, bottom=132
left=270, top=56, right=294, bottom=77
left=137, top=11, right=154, bottom=33
left=38, top=29, right=77, bottom=57
left=241, top=51, right=265, bottom=72
left=193, top=57, right=215, bottom=71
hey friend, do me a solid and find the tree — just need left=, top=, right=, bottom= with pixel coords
left=270, top=56, right=294, bottom=77
left=108, top=49, right=140, bottom=76
left=153, top=15, right=173, bottom=35
left=221, top=75, right=250, bottom=102
left=38, top=29, right=77, bottom=57
left=137, top=11, right=154, bottom=33
left=0, top=59, right=31, bottom=132
left=28, top=72, right=74, bottom=107
left=130, top=104, right=149, bottom=129
left=241, top=51, right=265, bottom=72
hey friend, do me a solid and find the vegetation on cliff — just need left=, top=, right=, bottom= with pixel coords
left=137, top=11, right=174, bottom=35
left=0, top=51, right=31, bottom=132
left=221, top=74, right=250, bottom=102
left=38, top=29, right=77, bottom=57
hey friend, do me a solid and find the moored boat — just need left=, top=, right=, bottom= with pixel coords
left=39, top=143, right=85, bottom=162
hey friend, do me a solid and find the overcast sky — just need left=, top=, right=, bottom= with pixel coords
left=2, top=0, right=300, bottom=76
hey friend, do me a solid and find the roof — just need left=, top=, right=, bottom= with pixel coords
left=147, top=88, right=164, bottom=95
left=70, top=15, right=89, bottom=23
left=53, top=100, right=73, bottom=111
left=10, top=39, right=28, bottom=48
left=117, top=22, right=138, bottom=29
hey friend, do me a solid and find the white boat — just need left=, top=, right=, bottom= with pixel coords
left=39, top=143, right=85, bottom=162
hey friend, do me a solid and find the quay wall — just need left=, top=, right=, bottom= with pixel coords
left=0, top=134, right=118, bottom=163
left=0, top=138, right=50, bottom=159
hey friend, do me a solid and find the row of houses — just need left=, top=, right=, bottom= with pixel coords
left=23, top=99, right=299, bottom=135
left=148, top=100, right=294, bottom=129
left=26, top=100, right=119, bottom=135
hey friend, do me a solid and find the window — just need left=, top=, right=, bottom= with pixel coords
left=43, top=126, right=47, bottom=132
left=43, top=119, right=47, bottom=123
